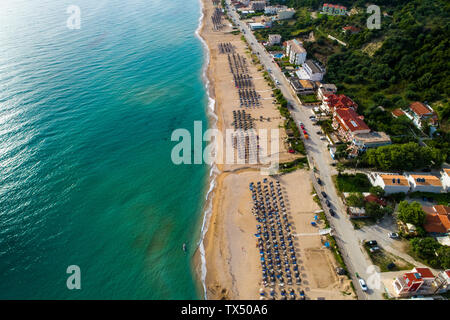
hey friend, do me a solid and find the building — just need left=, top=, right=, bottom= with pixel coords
left=406, top=174, right=444, bottom=193
left=391, top=108, right=406, bottom=118
left=248, top=22, right=266, bottom=30
left=405, top=102, right=438, bottom=131
left=285, top=39, right=307, bottom=65
left=393, top=268, right=435, bottom=297
left=368, top=173, right=411, bottom=194
left=342, top=26, right=360, bottom=34
left=317, top=84, right=337, bottom=101
left=422, top=205, right=450, bottom=235
left=289, top=78, right=315, bottom=95
left=333, top=107, right=370, bottom=141
left=348, top=207, right=367, bottom=218
left=352, top=131, right=391, bottom=150
left=431, top=270, right=450, bottom=294
left=440, top=168, right=450, bottom=192
left=264, top=5, right=287, bottom=15
left=251, top=0, right=266, bottom=11
left=322, top=3, right=347, bottom=15
left=277, top=8, right=296, bottom=20
left=296, top=59, right=326, bottom=81
left=321, top=93, right=357, bottom=113
left=364, top=194, right=387, bottom=207
left=267, top=34, right=281, bottom=46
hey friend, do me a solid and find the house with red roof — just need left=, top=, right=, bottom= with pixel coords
left=342, top=26, right=360, bottom=34
left=364, top=194, right=387, bottom=207
left=391, top=108, right=406, bottom=118
left=332, top=107, right=370, bottom=141
left=393, top=267, right=436, bottom=297
left=422, top=205, right=450, bottom=235
left=322, top=93, right=357, bottom=113
left=404, top=102, right=438, bottom=133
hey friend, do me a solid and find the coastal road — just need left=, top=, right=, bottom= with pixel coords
left=225, top=1, right=384, bottom=300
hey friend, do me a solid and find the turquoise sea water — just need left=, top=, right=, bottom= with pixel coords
left=0, top=0, right=208, bottom=299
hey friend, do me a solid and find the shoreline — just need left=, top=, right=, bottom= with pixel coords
left=193, top=0, right=223, bottom=300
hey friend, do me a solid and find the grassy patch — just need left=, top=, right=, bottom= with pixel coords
left=279, top=157, right=308, bottom=174
left=335, top=173, right=371, bottom=193
left=364, top=244, right=414, bottom=272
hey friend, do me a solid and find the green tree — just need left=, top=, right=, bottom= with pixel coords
left=365, top=201, right=385, bottom=220
left=397, top=201, right=426, bottom=227
left=436, top=246, right=450, bottom=269
left=369, top=186, right=385, bottom=198
left=346, top=193, right=365, bottom=208
left=410, top=237, right=441, bottom=268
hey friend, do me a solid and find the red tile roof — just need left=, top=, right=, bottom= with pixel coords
left=334, top=108, right=370, bottom=133
left=364, top=194, right=387, bottom=207
left=423, top=205, right=450, bottom=234
left=392, top=108, right=406, bottom=117
left=414, top=267, right=435, bottom=279
left=324, top=94, right=357, bottom=110
left=410, top=102, right=432, bottom=116
left=342, top=26, right=360, bottom=33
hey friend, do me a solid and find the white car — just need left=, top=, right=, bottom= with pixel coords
left=389, top=232, right=399, bottom=239
left=275, top=80, right=280, bottom=85
left=359, top=279, right=368, bottom=291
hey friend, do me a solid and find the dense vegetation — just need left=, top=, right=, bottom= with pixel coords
left=409, top=237, right=450, bottom=269
left=361, top=142, right=445, bottom=171
left=260, top=0, right=450, bottom=167
left=335, top=173, right=371, bottom=192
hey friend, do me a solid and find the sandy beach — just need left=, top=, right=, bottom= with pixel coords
left=196, top=0, right=355, bottom=300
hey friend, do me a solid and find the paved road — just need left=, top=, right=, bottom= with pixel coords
left=225, top=2, right=384, bottom=300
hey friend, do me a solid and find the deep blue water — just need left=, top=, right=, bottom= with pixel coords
left=0, top=0, right=208, bottom=299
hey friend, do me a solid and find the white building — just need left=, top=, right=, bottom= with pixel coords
left=367, top=173, right=411, bottom=194
left=441, top=168, right=450, bottom=192
left=277, top=8, right=296, bottom=20
left=406, top=174, right=444, bottom=193
left=285, top=39, right=306, bottom=65
left=317, top=83, right=337, bottom=100
left=296, top=59, right=326, bottom=81
left=268, top=34, right=281, bottom=46
left=264, top=5, right=287, bottom=15
left=248, top=22, right=265, bottom=30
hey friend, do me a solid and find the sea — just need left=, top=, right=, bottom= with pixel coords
left=0, top=0, right=211, bottom=299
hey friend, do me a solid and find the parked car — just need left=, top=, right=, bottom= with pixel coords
left=320, top=136, right=327, bottom=140
left=325, top=200, right=331, bottom=207
left=369, top=246, right=380, bottom=253
left=389, top=232, right=399, bottom=239
left=329, top=209, right=336, bottom=216
left=317, top=178, right=322, bottom=185
left=321, top=191, right=327, bottom=198
left=359, top=279, right=368, bottom=291
left=366, top=240, right=378, bottom=247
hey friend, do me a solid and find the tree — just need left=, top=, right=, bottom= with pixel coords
left=369, top=186, right=385, bottom=198
left=436, top=246, right=450, bottom=269
left=397, top=201, right=426, bottom=227
left=410, top=237, right=441, bottom=268
left=365, top=201, right=385, bottom=220
left=336, top=163, right=345, bottom=176
left=346, top=193, right=365, bottom=207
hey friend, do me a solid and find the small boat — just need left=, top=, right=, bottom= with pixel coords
left=182, top=243, right=187, bottom=253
